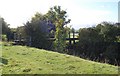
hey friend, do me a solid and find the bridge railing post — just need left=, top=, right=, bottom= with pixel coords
left=69, top=31, right=71, bottom=45
left=73, top=31, right=75, bottom=44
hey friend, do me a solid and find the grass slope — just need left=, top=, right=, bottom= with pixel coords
left=0, top=45, right=119, bottom=74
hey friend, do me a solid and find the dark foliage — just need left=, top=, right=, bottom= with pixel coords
left=71, top=22, right=120, bottom=66
left=1, top=17, right=14, bottom=41
left=24, top=20, right=52, bottom=50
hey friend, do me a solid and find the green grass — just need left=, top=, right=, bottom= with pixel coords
left=0, top=44, right=119, bottom=74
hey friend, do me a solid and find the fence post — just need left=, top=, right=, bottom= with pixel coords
left=14, top=33, right=17, bottom=41
left=29, top=36, right=32, bottom=46
left=69, top=31, right=71, bottom=45
left=73, top=31, right=75, bottom=44
left=19, top=33, right=21, bottom=44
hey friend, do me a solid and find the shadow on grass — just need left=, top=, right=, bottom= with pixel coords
left=0, top=57, right=8, bottom=65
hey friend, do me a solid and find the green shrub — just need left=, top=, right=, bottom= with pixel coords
left=2, top=35, right=7, bottom=41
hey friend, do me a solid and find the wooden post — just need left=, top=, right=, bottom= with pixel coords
left=73, top=31, right=75, bottom=44
left=14, top=33, right=17, bottom=41
left=29, top=36, right=32, bottom=46
left=19, top=33, right=21, bottom=44
left=69, top=31, right=71, bottom=45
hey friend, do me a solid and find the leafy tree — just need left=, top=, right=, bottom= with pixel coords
left=99, top=22, right=118, bottom=42
left=24, top=13, right=51, bottom=49
left=76, top=22, right=120, bottom=65
left=78, top=27, right=104, bottom=58
left=1, top=17, right=10, bottom=35
left=14, top=26, right=26, bottom=41
left=31, top=12, right=46, bottom=22
left=0, top=17, right=11, bottom=41
left=45, top=6, right=71, bottom=52
left=114, top=23, right=120, bottom=42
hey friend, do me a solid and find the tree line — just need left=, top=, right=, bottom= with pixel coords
left=1, top=6, right=120, bottom=66
left=74, top=22, right=120, bottom=66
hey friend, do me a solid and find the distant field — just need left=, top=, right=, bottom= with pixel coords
left=0, top=43, right=119, bottom=74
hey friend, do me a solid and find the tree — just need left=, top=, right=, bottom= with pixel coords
left=78, top=27, right=104, bottom=59
left=45, top=6, right=71, bottom=52
left=99, top=22, right=118, bottom=42
left=76, top=22, right=120, bottom=65
left=15, top=26, right=26, bottom=41
left=24, top=13, right=51, bottom=49
left=0, top=17, right=11, bottom=41
left=115, top=23, right=120, bottom=42
left=1, top=17, right=10, bottom=35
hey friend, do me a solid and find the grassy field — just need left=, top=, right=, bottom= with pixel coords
left=0, top=43, right=119, bottom=74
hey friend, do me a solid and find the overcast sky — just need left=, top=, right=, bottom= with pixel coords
left=0, top=0, right=119, bottom=29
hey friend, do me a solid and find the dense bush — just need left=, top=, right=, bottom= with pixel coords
left=24, top=19, right=52, bottom=49
left=72, top=22, right=120, bottom=66
left=2, top=35, right=7, bottom=41
left=1, top=17, right=13, bottom=41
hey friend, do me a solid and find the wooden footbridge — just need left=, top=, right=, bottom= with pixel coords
left=13, top=31, right=79, bottom=46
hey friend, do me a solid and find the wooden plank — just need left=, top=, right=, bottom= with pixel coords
left=66, top=38, right=79, bottom=40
